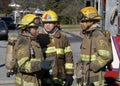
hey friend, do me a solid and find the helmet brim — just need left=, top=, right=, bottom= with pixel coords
left=80, top=16, right=101, bottom=22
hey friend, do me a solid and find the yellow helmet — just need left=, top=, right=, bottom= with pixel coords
left=80, top=6, right=101, bottom=21
left=18, top=14, right=40, bottom=29
left=42, top=10, right=58, bottom=22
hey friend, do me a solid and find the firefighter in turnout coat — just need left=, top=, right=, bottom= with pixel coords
left=38, top=10, right=74, bottom=86
left=14, top=14, right=51, bottom=86
left=76, top=6, right=113, bottom=86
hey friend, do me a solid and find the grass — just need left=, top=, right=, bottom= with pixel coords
left=61, top=24, right=82, bottom=31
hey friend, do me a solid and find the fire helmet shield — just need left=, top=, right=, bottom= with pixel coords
left=42, top=10, right=58, bottom=22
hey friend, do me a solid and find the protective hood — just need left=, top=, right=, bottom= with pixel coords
left=86, top=23, right=101, bottom=31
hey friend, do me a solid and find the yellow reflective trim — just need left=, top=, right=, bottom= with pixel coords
left=43, top=46, right=72, bottom=55
left=77, top=83, right=81, bottom=86
left=97, top=56, right=106, bottom=67
left=94, top=80, right=104, bottom=86
left=64, top=46, right=72, bottom=53
left=24, top=80, right=36, bottom=86
left=43, top=46, right=56, bottom=53
left=98, top=50, right=110, bottom=57
left=80, top=54, right=96, bottom=61
left=17, top=57, right=29, bottom=67
left=56, top=48, right=64, bottom=54
left=53, top=75, right=65, bottom=85
left=80, top=80, right=104, bottom=86
left=15, top=76, right=21, bottom=85
left=15, top=76, right=39, bottom=86
left=53, top=77, right=62, bottom=82
left=31, top=58, right=42, bottom=61
left=18, top=57, right=42, bottom=73
left=65, top=63, right=74, bottom=69
left=53, top=77, right=59, bottom=80
left=24, top=61, right=31, bottom=73
left=44, top=46, right=65, bottom=55
left=24, top=58, right=42, bottom=73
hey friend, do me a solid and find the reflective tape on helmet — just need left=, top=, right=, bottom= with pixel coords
left=64, top=46, right=72, bottom=53
left=80, top=54, right=97, bottom=61
left=65, top=63, right=74, bottom=69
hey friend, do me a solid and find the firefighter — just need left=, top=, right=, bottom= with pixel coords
left=13, top=14, right=51, bottom=86
left=37, top=10, right=74, bottom=86
left=76, top=6, right=113, bottom=86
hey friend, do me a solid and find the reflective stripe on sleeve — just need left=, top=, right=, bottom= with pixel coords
left=15, top=76, right=40, bottom=86
left=17, top=57, right=29, bottom=67
left=98, top=50, right=110, bottom=57
left=65, top=63, right=74, bottom=69
left=31, top=58, right=42, bottom=61
left=24, top=58, right=41, bottom=73
left=43, top=46, right=72, bottom=55
left=43, top=46, right=56, bottom=53
left=80, top=54, right=97, bottom=61
left=97, top=56, right=106, bottom=67
left=24, top=61, right=31, bottom=73
left=56, top=48, right=64, bottom=54
left=64, top=46, right=72, bottom=53
left=43, top=46, right=65, bottom=55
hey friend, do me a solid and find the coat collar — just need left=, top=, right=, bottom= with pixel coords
left=42, top=27, right=61, bottom=38
left=21, top=31, right=36, bottom=40
left=86, top=23, right=101, bottom=31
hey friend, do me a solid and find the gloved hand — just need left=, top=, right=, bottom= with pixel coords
left=65, top=74, right=73, bottom=86
left=41, top=60, right=52, bottom=70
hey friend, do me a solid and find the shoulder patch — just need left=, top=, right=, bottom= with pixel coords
left=99, top=39, right=107, bottom=47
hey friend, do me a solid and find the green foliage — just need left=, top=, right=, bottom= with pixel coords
left=44, top=0, right=85, bottom=24
left=0, top=0, right=85, bottom=24
left=45, top=0, right=58, bottom=10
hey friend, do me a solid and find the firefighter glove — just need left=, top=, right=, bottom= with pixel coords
left=41, top=60, right=52, bottom=70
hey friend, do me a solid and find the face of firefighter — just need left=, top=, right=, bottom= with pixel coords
left=29, top=26, right=39, bottom=37
left=43, top=22, right=55, bottom=32
left=80, top=21, right=93, bottom=30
